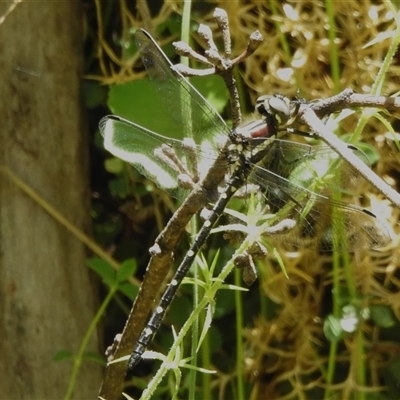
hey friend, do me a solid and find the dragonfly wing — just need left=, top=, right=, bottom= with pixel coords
left=100, top=115, right=208, bottom=198
left=247, top=162, right=390, bottom=251
left=256, top=139, right=370, bottom=195
left=135, top=29, right=230, bottom=150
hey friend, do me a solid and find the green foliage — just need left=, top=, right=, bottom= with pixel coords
left=83, top=80, right=108, bottom=108
left=54, top=349, right=74, bottom=362
left=370, top=305, right=397, bottom=328
left=87, top=257, right=138, bottom=299
left=108, top=75, right=228, bottom=140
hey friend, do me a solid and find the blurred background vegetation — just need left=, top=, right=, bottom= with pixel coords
left=82, top=1, right=400, bottom=399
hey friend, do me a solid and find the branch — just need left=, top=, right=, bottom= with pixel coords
left=99, top=150, right=230, bottom=399
left=297, top=103, right=400, bottom=208
left=307, top=88, right=400, bottom=117
left=172, top=8, right=263, bottom=128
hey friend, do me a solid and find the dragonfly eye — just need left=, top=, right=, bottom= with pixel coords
left=256, top=94, right=292, bottom=127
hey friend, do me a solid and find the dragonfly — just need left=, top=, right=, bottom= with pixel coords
left=99, top=29, right=390, bottom=369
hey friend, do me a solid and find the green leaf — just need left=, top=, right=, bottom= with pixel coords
left=118, top=282, right=139, bottom=301
left=86, top=257, right=115, bottom=285
left=108, top=178, right=130, bottom=198
left=82, top=351, right=106, bottom=365
left=104, top=157, right=124, bottom=174
left=82, top=80, right=107, bottom=108
left=116, top=258, right=137, bottom=283
left=340, top=134, right=380, bottom=165
left=157, top=15, right=183, bottom=38
left=355, top=143, right=380, bottom=165
left=121, top=30, right=137, bottom=61
left=197, top=303, right=215, bottom=352
left=108, top=80, right=179, bottom=139
left=271, top=246, right=288, bottom=278
left=369, top=305, right=396, bottom=328
left=53, top=349, right=74, bottom=362
left=190, top=75, right=228, bottom=114
left=323, top=314, right=345, bottom=341
left=107, top=75, right=228, bottom=141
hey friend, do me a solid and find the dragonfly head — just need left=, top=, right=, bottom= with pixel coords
left=256, top=94, right=297, bottom=129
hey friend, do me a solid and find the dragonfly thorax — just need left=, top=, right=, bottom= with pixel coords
left=235, top=119, right=272, bottom=139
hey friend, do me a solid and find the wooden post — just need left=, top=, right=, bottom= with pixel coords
left=0, top=2, right=102, bottom=397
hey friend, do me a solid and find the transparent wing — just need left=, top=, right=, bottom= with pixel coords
left=135, top=29, right=230, bottom=149
left=246, top=140, right=390, bottom=251
left=255, top=139, right=370, bottom=193
left=100, top=115, right=221, bottom=199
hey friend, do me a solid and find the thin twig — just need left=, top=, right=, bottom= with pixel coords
left=309, top=88, right=400, bottom=116
left=135, top=1, right=152, bottom=33
left=173, top=17, right=263, bottom=128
